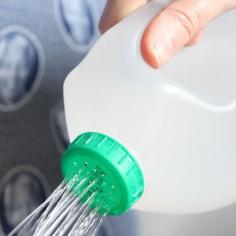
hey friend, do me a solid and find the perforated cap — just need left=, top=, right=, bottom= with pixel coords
left=61, top=132, right=144, bottom=215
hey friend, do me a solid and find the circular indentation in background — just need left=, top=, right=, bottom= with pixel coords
left=0, top=165, right=50, bottom=234
left=0, top=26, right=45, bottom=111
left=51, top=101, right=70, bottom=153
left=54, top=0, right=106, bottom=53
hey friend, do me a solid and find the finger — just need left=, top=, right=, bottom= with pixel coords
left=99, top=0, right=148, bottom=33
left=141, top=0, right=235, bottom=68
left=185, top=29, right=204, bottom=46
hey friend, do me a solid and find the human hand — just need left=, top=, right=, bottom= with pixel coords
left=99, top=0, right=236, bottom=68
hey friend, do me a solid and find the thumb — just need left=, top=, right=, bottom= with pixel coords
left=99, top=0, right=147, bottom=33
left=141, top=0, right=235, bottom=68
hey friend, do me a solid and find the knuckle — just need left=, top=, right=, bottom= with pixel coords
left=165, top=5, right=201, bottom=39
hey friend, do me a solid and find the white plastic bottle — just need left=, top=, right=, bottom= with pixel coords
left=63, top=1, right=236, bottom=214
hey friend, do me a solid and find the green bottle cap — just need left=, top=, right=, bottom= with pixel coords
left=61, top=132, right=144, bottom=215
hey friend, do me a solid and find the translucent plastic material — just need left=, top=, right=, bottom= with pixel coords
left=64, top=1, right=236, bottom=214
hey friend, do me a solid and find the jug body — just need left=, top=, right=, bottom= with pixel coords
left=64, top=1, right=236, bottom=214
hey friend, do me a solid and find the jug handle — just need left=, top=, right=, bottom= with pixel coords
left=83, top=1, right=168, bottom=76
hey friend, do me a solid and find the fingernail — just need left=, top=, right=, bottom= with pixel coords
left=142, top=13, right=182, bottom=68
left=141, top=22, right=176, bottom=68
left=151, top=27, right=177, bottom=67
